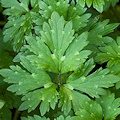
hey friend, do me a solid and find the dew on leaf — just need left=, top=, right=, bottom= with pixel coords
left=81, top=115, right=83, bottom=117
left=74, top=51, right=79, bottom=56
left=73, top=7, right=76, bottom=10
left=90, top=113, right=94, bottom=117
left=15, top=71, right=18, bottom=74
left=76, top=58, right=80, bottom=61
left=51, top=54, right=56, bottom=60
left=31, top=73, right=36, bottom=77
left=81, top=76, right=86, bottom=81
left=61, top=56, right=66, bottom=61
left=102, top=75, right=105, bottom=78
left=107, top=52, right=110, bottom=55
left=94, top=84, right=98, bottom=88
left=69, top=95, right=72, bottom=100
left=97, top=35, right=102, bottom=38
left=28, top=98, right=30, bottom=101
left=48, top=100, right=51, bottom=102
left=90, top=104, right=93, bottom=107
left=11, top=6, right=15, bottom=9
left=108, top=106, right=111, bottom=109
left=62, top=31, right=65, bottom=34
left=18, top=82, right=22, bottom=85
left=110, top=71, right=114, bottom=73
left=37, top=82, right=40, bottom=85
left=29, top=105, right=32, bottom=108
left=56, top=2, right=60, bottom=6
left=50, top=30, right=55, bottom=33
left=118, top=53, right=120, bottom=55
left=111, top=58, right=114, bottom=60
left=48, top=6, right=52, bottom=9
left=41, top=97, right=44, bottom=101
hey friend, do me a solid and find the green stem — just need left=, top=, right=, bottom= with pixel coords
left=58, top=72, right=61, bottom=86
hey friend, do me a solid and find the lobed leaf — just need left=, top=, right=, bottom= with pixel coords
left=4, top=14, right=33, bottom=51
left=39, top=0, right=90, bottom=31
left=95, top=36, right=120, bottom=67
left=58, top=85, right=90, bottom=115
left=21, top=115, right=50, bottom=120
left=67, top=58, right=95, bottom=83
left=55, top=115, right=73, bottom=120
left=39, top=0, right=69, bottom=19
left=19, top=84, right=58, bottom=115
left=88, top=20, right=119, bottom=46
left=96, top=93, right=120, bottom=120
left=25, top=12, right=91, bottom=74
left=77, top=0, right=118, bottom=13
left=1, top=0, right=40, bottom=51
left=73, top=100, right=103, bottom=120
left=1, top=0, right=28, bottom=16
left=21, top=115, right=73, bottom=120
left=66, top=68, right=120, bottom=98
left=0, top=60, right=51, bottom=96
left=0, top=56, right=59, bottom=115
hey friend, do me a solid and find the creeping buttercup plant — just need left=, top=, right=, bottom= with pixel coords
left=0, top=0, right=120, bottom=120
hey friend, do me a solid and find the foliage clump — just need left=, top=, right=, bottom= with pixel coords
left=0, top=0, right=120, bottom=119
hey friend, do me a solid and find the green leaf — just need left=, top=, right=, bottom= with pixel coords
left=0, top=56, right=57, bottom=115
left=0, top=106, right=12, bottom=120
left=88, top=20, right=119, bottom=46
left=3, top=14, right=32, bottom=51
left=86, top=0, right=92, bottom=7
left=21, top=115, right=73, bottom=120
left=96, top=93, right=120, bottom=120
left=55, top=115, right=73, bottom=120
left=61, top=32, right=91, bottom=73
left=95, top=36, right=120, bottom=67
left=21, top=115, right=50, bottom=120
left=107, top=63, right=120, bottom=89
left=67, top=58, right=95, bottom=83
left=25, top=36, right=58, bottom=73
left=83, top=19, right=119, bottom=57
left=0, top=99, right=5, bottom=109
left=67, top=4, right=91, bottom=31
left=30, top=11, right=44, bottom=35
left=39, top=84, right=58, bottom=116
left=19, top=84, right=58, bottom=115
left=77, top=0, right=105, bottom=13
left=58, top=86, right=90, bottom=115
left=0, top=58, right=52, bottom=95
left=74, top=100, right=103, bottom=120
left=1, top=0, right=40, bottom=51
left=39, top=0, right=69, bottom=19
left=38, top=0, right=90, bottom=32
left=1, top=0, right=28, bottom=16
left=25, top=12, right=91, bottom=74
left=93, top=0, right=105, bottom=13
left=66, top=68, right=119, bottom=98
